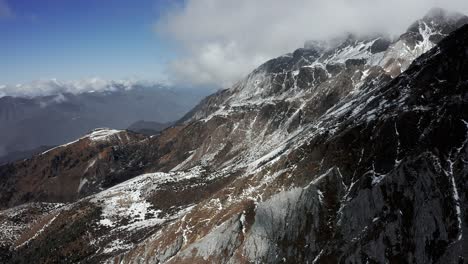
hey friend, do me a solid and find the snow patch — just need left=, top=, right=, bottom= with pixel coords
left=77, top=178, right=88, bottom=193
left=102, top=239, right=133, bottom=254
left=88, top=128, right=122, bottom=142
left=15, top=213, right=59, bottom=249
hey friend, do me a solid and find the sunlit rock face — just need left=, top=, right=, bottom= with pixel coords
left=1, top=9, right=468, bottom=264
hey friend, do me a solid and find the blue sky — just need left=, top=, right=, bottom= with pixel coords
left=0, top=0, right=177, bottom=84
left=3, top=0, right=468, bottom=87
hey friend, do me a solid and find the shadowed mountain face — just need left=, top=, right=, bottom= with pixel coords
left=0, top=84, right=211, bottom=162
left=0, top=9, right=468, bottom=264
left=127, top=120, right=171, bottom=135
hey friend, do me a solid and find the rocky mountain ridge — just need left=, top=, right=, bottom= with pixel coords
left=0, top=8, right=468, bottom=263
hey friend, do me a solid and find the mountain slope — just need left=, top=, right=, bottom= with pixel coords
left=127, top=120, right=171, bottom=135
left=112, top=21, right=468, bottom=264
left=0, top=9, right=468, bottom=264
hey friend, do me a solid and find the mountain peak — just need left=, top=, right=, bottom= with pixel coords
left=3, top=6, right=468, bottom=264
left=423, top=7, right=465, bottom=22
left=406, top=7, right=468, bottom=35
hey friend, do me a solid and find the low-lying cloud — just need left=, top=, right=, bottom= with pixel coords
left=0, top=78, right=160, bottom=98
left=156, top=0, right=468, bottom=87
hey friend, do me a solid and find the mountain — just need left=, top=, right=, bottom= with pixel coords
left=0, top=81, right=212, bottom=162
left=0, top=146, right=53, bottom=165
left=1, top=8, right=468, bottom=263
left=127, top=120, right=171, bottom=135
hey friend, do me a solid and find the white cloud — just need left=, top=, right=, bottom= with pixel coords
left=0, top=78, right=162, bottom=98
left=155, top=0, right=468, bottom=87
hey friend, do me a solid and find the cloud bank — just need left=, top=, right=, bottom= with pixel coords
left=156, top=0, right=468, bottom=87
left=0, top=78, right=163, bottom=98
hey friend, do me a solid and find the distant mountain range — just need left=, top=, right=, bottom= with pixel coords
left=1, top=8, right=468, bottom=264
left=0, top=80, right=213, bottom=163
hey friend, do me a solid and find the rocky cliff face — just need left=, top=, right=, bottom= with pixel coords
left=1, top=9, right=468, bottom=264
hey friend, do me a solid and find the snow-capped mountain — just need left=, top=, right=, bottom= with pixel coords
left=1, top=8, right=468, bottom=264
